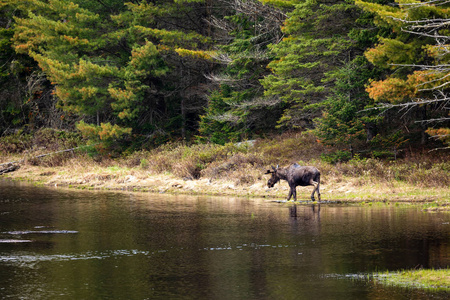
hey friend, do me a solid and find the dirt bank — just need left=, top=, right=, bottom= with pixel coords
left=2, top=162, right=449, bottom=206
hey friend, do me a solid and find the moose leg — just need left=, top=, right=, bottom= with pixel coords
left=310, top=188, right=316, bottom=201
left=314, top=173, right=321, bottom=202
left=292, top=186, right=297, bottom=202
left=316, top=181, right=321, bottom=202
left=286, top=189, right=293, bottom=201
left=309, top=180, right=319, bottom=201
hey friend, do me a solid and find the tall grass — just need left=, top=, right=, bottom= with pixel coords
left=124, top=142, right=260, bottom=180
left=254, top=131, right=325, bottom=164
left=2, top=130, right=449, bottom=189
left=122, top=131, right=449, bottom=188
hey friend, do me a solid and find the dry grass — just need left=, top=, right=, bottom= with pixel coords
left=1, top=131, right=449, bottom=201
left=254, top=131, right=326, bottom=164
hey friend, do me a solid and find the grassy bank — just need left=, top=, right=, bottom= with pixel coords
left=373, top=269, right=450, bottom=291
left=1, top=132, right=449, bottom=204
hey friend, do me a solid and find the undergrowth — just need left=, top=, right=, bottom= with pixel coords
left=1, top=130, right=449, bottom=189
left=121, top=131, right=449, bottom=188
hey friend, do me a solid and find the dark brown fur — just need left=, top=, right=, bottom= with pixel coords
left=265, top=163, right=321, bottom=201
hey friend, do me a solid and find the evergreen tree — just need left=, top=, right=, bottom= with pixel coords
left=261, top=0, right=361, bottom=129
left=356, top=0, right=450, bottom=147
left=198, top=0, right=285, bottom=144
left=312, top=2, right=389, bottom=149
left=11, top=0, right=212, bottom=144
left=0, top=2, right=23, bottom=132
left=313, top=57, right=381, bottom=149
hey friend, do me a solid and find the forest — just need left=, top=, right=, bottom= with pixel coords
left=0, top=0, right=449, bottom=157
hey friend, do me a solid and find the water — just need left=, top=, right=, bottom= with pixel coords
left=0, top=180, right=448, bottom=299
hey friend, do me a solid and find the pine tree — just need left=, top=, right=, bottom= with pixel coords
left=312, top=2, right=389, bottom=149
left=0, top=2, right=24, bottom=130
left=0, top=1, right=58, bottom=132
left=11, top=0, right=214, bottom=145
left=313, top=57, right=381, bottom=149
left=198, top=0, right=285, bottom=144
left=261, top=0, right=360, bottom=129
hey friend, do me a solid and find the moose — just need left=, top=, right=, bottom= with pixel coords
left=265, top=163, right=321, bottom=202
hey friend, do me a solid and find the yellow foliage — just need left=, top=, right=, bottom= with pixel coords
left=79, top=86, right=98, bottom=100
left=75, top=12, right=99, bottom=23
left=129, top=42, right=158, bottom=69
left=367, top=77, right=416, bottom=103
left=109, top=87, right=135, bottom=102
left=364, top=38, right=415, bottom=68
left=118, top=110, right=129, bottom=119
left=54, top=87, right=70, bottom=101
left=366, top=70, right=447, bottom=103
left=175, top=48, right=214, bottom=60
left=76, top=121, right=132, bottom=141
left=426, top=128, right=450, bottom=146
left=258, top=0, right=295, bottom=8
left=61, top=35, right=89, bottom=45
left=157, top=45, right=170, bottom=52
left=354, top=0, right=405, bottom=26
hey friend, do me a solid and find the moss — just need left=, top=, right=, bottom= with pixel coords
left=373, top=269, right=450, bottom=291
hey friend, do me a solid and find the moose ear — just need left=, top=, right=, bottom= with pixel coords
left=271, top=165, right=276, bottom=171
left=276, top=164, right=279, bottom=169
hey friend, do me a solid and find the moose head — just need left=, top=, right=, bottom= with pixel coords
left=265, top=165, right=280, bottom=188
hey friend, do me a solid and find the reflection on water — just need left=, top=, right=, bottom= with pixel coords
left=0, top=179, right=449, bottom=299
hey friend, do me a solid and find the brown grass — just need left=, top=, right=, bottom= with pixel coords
left=1, top=131, right=449, bottom=200
left=119, top=131, right=449, bottom=190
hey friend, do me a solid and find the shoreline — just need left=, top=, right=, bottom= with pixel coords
left=2, top=163, right=449, bottom=206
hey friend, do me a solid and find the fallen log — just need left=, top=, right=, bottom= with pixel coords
left=0, top=163, right=20, bottom=175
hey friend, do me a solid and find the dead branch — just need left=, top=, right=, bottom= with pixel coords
left=0, top=164, right=20, bottom=175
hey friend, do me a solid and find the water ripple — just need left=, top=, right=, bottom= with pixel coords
left=200, top=243, right=298, bottom=251
left=4, top=230, right=79, bottom=235
left=0, top=249, right=152, bottom=268
left=0, top=239, right=32, bottom=243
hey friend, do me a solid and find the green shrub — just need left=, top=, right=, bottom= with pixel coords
left=140, top=158, right=149, bottom=169
left=321, top=150, right=352, bottom=164
left=76, top=121, right=131, bottom=157
left=371, top=150, right=395, bottom=160
left=0, top=130, right=33, bottom=153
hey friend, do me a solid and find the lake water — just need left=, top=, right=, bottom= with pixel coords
left=0, top=179, right=448, bottom=299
